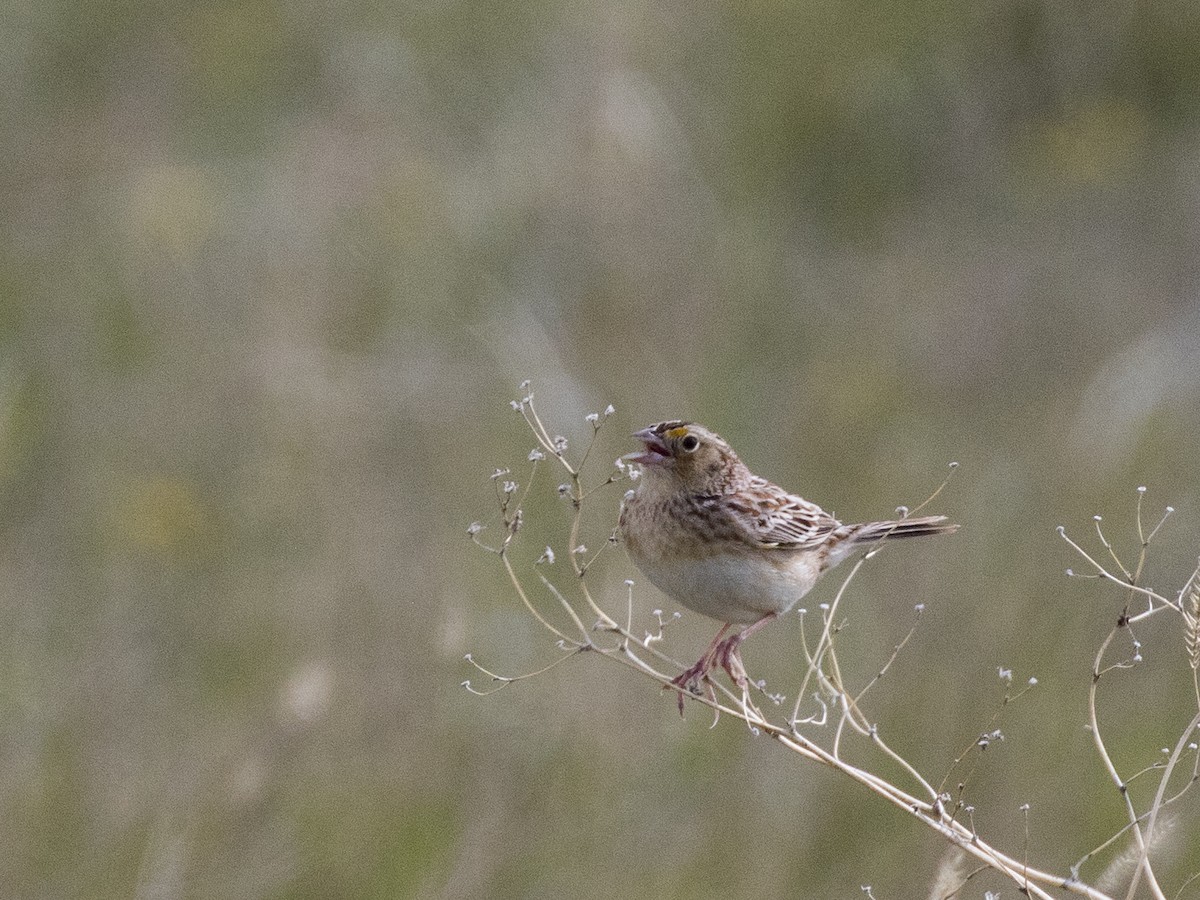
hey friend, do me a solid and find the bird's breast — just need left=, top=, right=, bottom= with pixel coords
left=620, top=491, right=821, bottom=624
left=632, top=549, right=821, bottom=624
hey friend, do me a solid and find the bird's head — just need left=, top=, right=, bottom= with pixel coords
left=627, top=421, right=739, bottom=492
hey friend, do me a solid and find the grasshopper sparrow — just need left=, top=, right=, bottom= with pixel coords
left=618, top=421, right=958, bottom=711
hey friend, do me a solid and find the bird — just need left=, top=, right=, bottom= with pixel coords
left=618, top=420, right=958, bottom=712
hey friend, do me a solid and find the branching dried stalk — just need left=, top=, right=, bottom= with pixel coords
left=1058, top=491, right=1200, bottom=900
left=467, top=388, right=1200, bottom=899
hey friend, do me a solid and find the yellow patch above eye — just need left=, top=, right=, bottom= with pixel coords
left=665, top=427, right=690, bottom=439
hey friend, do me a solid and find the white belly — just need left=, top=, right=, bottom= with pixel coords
left=635, top=550, right=820, bottom=625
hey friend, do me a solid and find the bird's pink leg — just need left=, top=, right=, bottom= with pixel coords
left=714, top=612, right=778, bottom=692
left=668, top=623, right=733, bottom=715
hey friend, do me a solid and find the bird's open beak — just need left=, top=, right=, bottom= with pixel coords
left=625, top=426, right=672, bottom=467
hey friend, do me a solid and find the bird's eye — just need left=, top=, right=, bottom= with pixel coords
left=680, top=434, right=700, bottom=452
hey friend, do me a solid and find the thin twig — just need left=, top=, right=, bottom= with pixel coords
left=462, top=648, right=583, bottom=695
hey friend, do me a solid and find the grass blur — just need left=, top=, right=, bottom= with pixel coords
left=3, top=1, right=1200, bottom=897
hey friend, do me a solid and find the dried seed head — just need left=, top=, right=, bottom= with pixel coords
left=1184, top=575, right=1199, bottom=670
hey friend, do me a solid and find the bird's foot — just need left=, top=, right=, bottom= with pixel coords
left=713, top=634, right=750, bottom=692
left=667, top=657, right=715, bottom=716
left=714, top=638, right=773, bottom=725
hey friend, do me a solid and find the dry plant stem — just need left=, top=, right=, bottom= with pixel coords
left=1119, top=707, right=1200, bottom=900
left=584, top=617, right=1102, bottom=898
left=1141, top=711, right=1200, bottom=879
left=1083, top=562, right=1166, bottom=900
left=475, top=396, right=1171, bottom=900
left=1175, top=870, right=1200, bottom=899
left=537, top=573, right=594, bottom=641
left=523, top=397, right=621, bottom=632
left=1118, top=535, right=1169, bottom=900
left=844, top=649, right=943, bottom=803
left=1073, top=749, right=1200, bottom=877
left=614, top=558, right=1107, bottom=896
left=1057, top=528, right=1171, bottom=609
left=610, top=655, right=1115, bottom=900
left=1095, top=517, right=1134, bottom=582
left=936, top=678, right=1036, bottom=807
left=1063, top=508, right=1194, bottom=900
left=501, top=545, right=579, bottom=646
left=802, top=555, right=942, bottom=805
left=854, top=613, right=922, bottom=705
left=1083, top=625, right=1169, bottom=900
left=791, top=553, right=872, bottom=723
left=462, top=647, right=583, bottom=695
left=498, top=602, right=1114, bottom=899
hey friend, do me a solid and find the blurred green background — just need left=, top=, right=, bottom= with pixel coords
left=4, top=0, right=1200, bottom=897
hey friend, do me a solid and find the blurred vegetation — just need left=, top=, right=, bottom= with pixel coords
left=3, top=0, right=1200, bottom=897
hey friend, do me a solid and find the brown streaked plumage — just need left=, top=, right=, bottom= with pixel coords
left=618, top=420, right=958, bottom=713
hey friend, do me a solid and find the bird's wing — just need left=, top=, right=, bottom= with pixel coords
left=715, top=476, right=842, bottom=549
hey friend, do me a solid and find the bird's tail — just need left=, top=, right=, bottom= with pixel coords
left=849, top=515, right=959, bottom=544
left=826, top=515, right=958, bottom=568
